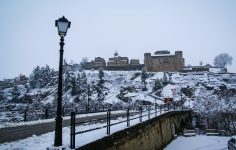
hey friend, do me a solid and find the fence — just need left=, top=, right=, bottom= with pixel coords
left=70, top=105, right=168, bottom=149
left=0, top=105, right=124, bottom=123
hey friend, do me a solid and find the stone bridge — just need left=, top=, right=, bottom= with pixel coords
left=77, top=110, right=192, bottom=150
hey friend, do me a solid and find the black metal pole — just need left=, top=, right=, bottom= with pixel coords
left=24, top=109, right=27, bottom=122
left=155, top=103, right=157, bottom=117
left=160, top=105, right=162, bottom=114
left=54, top=36, right=64, bottom=146
left=107, top=109, right=111, bottom=135
left=87, top=85, right=90, bottom=112
left=107, top=111, right=109, bottom=134
left=62, top=107, right=65, bottom=116
left=45, top=108, right=48, bottom=119
left=148, top=107, right=150, bottom=119
left=70, top=112, right=75, bottom=149
left=108, top=109, right=111, bottom=135
left=127, top=108, right=130, bottom=127
left=139, top=107, right=142, bottom=122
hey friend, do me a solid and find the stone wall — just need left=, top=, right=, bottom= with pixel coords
left=144, top=51, right=185, bottom=72
left=77, top=111, right=191, bottom=150
left=104, top=64, right=144, bottom=71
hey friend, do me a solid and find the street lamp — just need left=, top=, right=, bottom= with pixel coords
left=54, top=16, right=71, bottom=147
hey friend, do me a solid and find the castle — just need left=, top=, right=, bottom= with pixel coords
left=107, top=51, right=129, bottom=66
left=85, top=51, right=143, bottom=70
left=85, top=50, right=185, bottom=72
left=144, top=50, right=185, bottom=72
left=85, top=57, right=106, bottom=69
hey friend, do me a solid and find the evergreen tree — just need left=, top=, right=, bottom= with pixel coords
left=71, top=75, right=78, bottom=96
left=119, top=86, right=125, bottom=96
left=98, top=68, right=104, bottom=84
left=77, top=73, right=81, bottom=85
left=97, top=86, right=105, bottom=102
left=163, top=72, right=169, bottom=86
left=11, top=85, right=20, bottom=97
left=29, top=66, right=41, bottom=89
left=141, top=68, right=148, bottom=91
left=74, top=72, right=88, bottom=105
left=80, top=57, right=89, bottom=70
left=29, top=65, right=54, bottom=89
left=25, top=84, right=30, bottom=92
left=81, top=72, right=87, bottom=85
left=97, top=69, right=105, bottom=101
left=87, top=85, right=91, bottom=97
left=168, top=73, right=172, bottom=83
left=32, top=94, right=42, bottom=110
left=64, top=71, right=72, bottom=92
left=77, top=73, right=85, bottom=93
left=87, top=85, right=92, bottom=110
left=41, top=65, right=53, bottom=86
left=163, top=72, right=168, bottom=82
left=96, top=68, right=105, bottom=101
left=153, top=78, right=162, bottom=92
left=0, top=91, right=4, bottom=101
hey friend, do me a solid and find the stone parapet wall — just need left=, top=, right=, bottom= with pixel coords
left=77, top=111, right=191, bottom=150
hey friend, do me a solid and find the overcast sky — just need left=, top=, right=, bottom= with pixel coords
left=1, top=0, right=236, bottom=80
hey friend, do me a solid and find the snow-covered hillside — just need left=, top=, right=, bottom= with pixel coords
left=0, top=69, right=236, bottom=130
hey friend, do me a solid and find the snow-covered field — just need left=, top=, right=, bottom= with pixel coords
left=164, top=135, right=231, bottom=150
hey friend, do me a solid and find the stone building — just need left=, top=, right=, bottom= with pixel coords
left=92, top=57, right=106, bottom=67
left=130, top=59, right=140, bottom=65
left=144, top=50, right=185, bottom=72
left=107, top=51, right=129, bottom=66
left=85, top=57, right=106, bottom=69
left=84, top=51, right=144, bottom=71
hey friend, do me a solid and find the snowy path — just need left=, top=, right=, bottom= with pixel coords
left=164, top=135, right=231, bottom=150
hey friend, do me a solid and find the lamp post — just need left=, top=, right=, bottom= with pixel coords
left=54, top=16, right=71, bottom=147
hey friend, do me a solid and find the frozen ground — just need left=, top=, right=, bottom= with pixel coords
left=164, top=135, right=231, bottom=150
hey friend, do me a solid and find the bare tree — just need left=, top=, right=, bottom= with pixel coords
left=214, top=53, right=233, bottom=67
left=80, top=57, right=89, bottom=70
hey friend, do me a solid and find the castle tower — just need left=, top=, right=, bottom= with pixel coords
left=175, top=51, right=184, bottom=71
left=175, top=51, right=183, bottom=58
left=144, top=53, right=152, bottom=71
